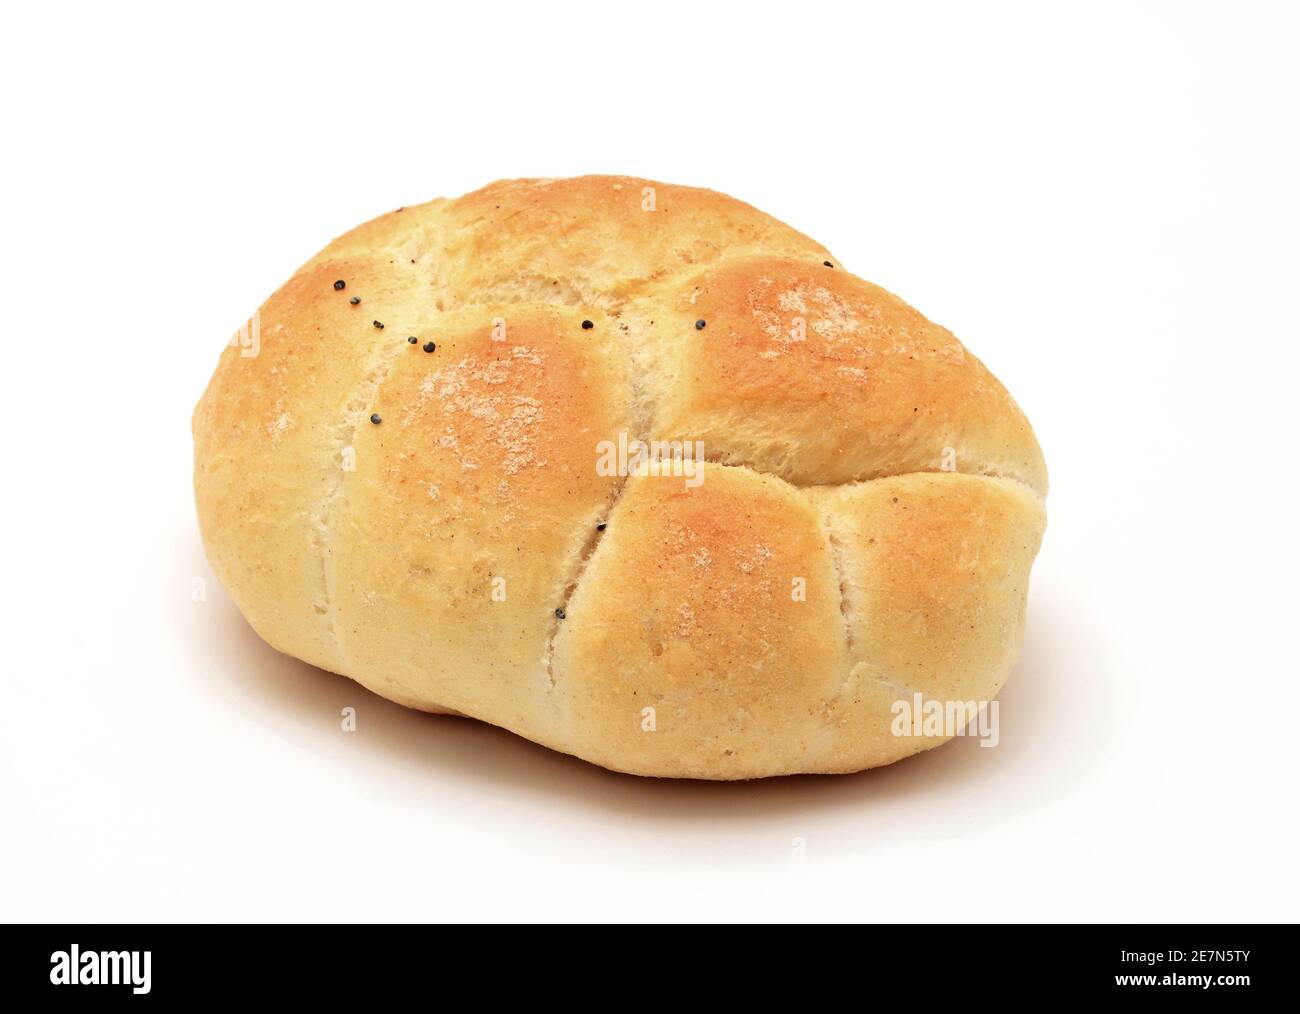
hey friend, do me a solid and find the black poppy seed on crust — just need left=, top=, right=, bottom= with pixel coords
left=350, top=296, right=360, bottom=305
left=334, top=279, right=346, bottom=290
left=581, top=319, right=594, bottom=330
left=823, top=260, right=833, bottom=268
left=370, top=413, right=382, bottom=425
left=596, top=522, right=606, bottom=531
left=555, top=607, right=566, bottom=620
left=423, top=341, right=436, bottom=353
left=695, top=319, right=706, bottom=330
left=373, top=320, right=384, bottom=329
left=408, top=336, right=419, bottom=344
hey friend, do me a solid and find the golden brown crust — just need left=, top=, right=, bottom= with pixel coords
left=193, top=175, right=1048, bottom=779
left=630, top=255, right=1047, bottom=491
left=330, top=304, right=630, bottom=736
left=553, top=464, right=847, bottom=778
left=808, top=473, right=1046, bottom=772
left=436, top=176, right=833, bottom=308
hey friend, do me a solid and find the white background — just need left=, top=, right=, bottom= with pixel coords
left=2, top=1, right=1297, bottom=923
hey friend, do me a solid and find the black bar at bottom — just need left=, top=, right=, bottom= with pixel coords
left=0, top=923, right=1286, bottom=1002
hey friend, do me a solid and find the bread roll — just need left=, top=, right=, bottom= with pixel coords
left=193, top=176, right=1047, bottom=779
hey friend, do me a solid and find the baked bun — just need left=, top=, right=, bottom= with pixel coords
left=193, top=176, right=1047, bottom=779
